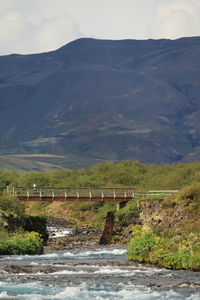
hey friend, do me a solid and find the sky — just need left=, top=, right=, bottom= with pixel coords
left=0, top=0, right=199, bottom=55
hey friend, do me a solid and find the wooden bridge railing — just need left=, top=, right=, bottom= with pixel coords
left=7, top=187, right=179, bottom=202
left=10, top=187, right=135, bottom=202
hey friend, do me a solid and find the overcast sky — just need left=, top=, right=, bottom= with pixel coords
left=0, top=0, right=199, bottom=55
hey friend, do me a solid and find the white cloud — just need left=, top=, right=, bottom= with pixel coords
left=0, top=0, right=199, bottom=54
left=35, top=15, right=82, bottom=53
left=0, top=0, right=158, bottom=54
left=151, top=0, right=200, bottom=39
left=0, top=11, right=35, bottom=54
left=0, top=1, right=83, bottom=54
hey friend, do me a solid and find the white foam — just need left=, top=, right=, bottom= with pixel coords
left=63, top=248, right=127, bottom=257
left=50, top=267, right=129, bottom=275
left=0, top=270, right=8, bottom=274
left=0, top=252, right=59, bottom=261
left=0, top=248, right=127, bottom=262
left=94, top=267, right=128, bottom=274
left=14, top=294, right=45, bottom=300
left=51, top=285, right=84, bottom=299
left=43, top=283, right=183, bottom=300
left=0, top=291, right=15, bottom=299
left=16, top=272, right=45, bottom=276
left=51, top=269, right=86, bottom=275
left=40, top=253, right=59, bottom=258
left=0, top=281, right=200, bottom=300
left=187, top=295, right=200, bottom=300
left=47, top=227, right=73, bottom=238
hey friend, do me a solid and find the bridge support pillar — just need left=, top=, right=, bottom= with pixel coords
left=99, top=211, right=115, bottom=245
left=117, top=201, right=128, bottom=210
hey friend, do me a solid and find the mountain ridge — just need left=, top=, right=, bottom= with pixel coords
left=0, top=36, right=200, bottom=168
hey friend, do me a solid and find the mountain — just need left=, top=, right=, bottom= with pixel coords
left=0, top=37, right=200, bottom=168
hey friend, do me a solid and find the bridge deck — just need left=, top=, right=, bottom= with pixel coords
left=12, top=187, right=135, bottom=202
left=9, top=187, right=179, bottom=202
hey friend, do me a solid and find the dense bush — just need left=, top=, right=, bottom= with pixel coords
left=0, top=231, right=43, bottom=255
left=150, top=233, right=200, bottom=270
left=127, top=226, right=156, bottom=262
left=1, top=160, right=200, bottom=192
left=19, top=161, right=200, bottom=189
left=128, top=226, right=200, bottom=270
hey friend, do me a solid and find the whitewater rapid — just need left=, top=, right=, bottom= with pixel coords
left=0, top=246, right=200, bottom=299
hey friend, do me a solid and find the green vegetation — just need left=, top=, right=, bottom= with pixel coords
left=0, top=210, right=46, bottom=255
left=59, top=201, right=116, bottom=229
left=167, top=184, right=200, bottom=206
left=1, top=160, right=200, bottom=190
left=115, top=199, right=139, bottom=226
left=0, top=160, right=199, bottom=264
left=128, top=186, right=200, bottom=270
left=0, top=171, right=46, bottom=255
left=0, top=231, right=43, bottom=255
left=0, top=170, right=16, bottom=192
left=128, top=226, right=157, bottom=263
left=0, top=160, right=198, bottom=228
left=128, top=226, right=200, bottom=270
left=0, top=192, right=24, bottom=215
left=90, top=202, right=116, bottom=228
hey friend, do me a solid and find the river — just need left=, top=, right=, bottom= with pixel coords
left=0, top=227, right=200, bottom=299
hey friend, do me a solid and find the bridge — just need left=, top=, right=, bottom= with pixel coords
left=9, top=187, right=178, bottom=202
left=11, top=187, right=135, bottom=202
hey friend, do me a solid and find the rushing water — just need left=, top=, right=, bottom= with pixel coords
left=0, top=229, right=200, bottom=299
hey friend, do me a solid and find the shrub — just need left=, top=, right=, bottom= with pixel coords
left=152, top=249, right=182, bottom=269
left=128, top=226, right=156, bottom=262
left=190, top=253, right=200, bottom=270
left=0, top=231, right=43, bottom=255
left=128, top=226, right=200, bottom=270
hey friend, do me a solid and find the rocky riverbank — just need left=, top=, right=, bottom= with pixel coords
left=46, top=227, right=102, bottom=251
left=45, top=217, right=102, bottom=251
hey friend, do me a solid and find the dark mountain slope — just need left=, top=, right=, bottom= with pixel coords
left=0, top=37, right=200, bottom=165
